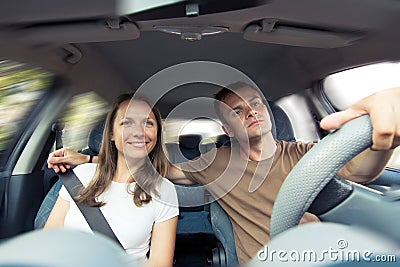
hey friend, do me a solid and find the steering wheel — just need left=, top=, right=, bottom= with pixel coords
left=270, top=115, right=373, bottom=238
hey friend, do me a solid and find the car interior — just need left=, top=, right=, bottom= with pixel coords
left=33, top=99, right=297, bottom=266
left=0, top=1, right=400, bottom=266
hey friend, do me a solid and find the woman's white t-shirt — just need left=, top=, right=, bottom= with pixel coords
left=59, top=163, right=179, bottom=263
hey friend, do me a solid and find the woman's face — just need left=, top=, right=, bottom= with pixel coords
left=111, top=100, right=158, bottom=162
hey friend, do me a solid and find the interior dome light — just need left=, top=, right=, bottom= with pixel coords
left=154, top=25, right=228, bottom=41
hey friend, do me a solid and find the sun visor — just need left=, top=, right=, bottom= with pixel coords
left=243, top=20, right=363, bottom=48
left=17, top=21, right=140, bottom=44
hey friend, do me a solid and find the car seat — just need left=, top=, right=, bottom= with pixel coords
left=79, top=120, right=105, bottom=157
left=164, top=134, right=202, bottom=164
left=165, top=134, right=224, bottom=266
left=268, top=100, right=295, bottom=142
left=34, top=119, right=105, bottom=229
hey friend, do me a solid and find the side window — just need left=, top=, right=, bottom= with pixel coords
left=276, top=93, right=320, bottom=143
left=323, top=62, right=400, bottom=168
left=324, top=62, right=400, bottom=110
left=61, top=92, right=108, bottom=152
left=0, top=59, right=51, bottom=153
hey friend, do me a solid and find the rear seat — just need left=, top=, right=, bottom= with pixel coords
left=165, top=134, right=202, bottom=164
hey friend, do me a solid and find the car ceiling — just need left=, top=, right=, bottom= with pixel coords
left=0, top=0, right=399, bottom=117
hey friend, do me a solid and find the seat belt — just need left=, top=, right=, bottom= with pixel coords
left=52, top=120, right=124, bottom=249
left=58, top=170, right=124, bottom=249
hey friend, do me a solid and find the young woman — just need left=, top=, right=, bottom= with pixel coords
left=45, top=93, right=179, bottom=267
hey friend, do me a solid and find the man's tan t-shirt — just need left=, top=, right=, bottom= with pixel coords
left=179, top=140, right=319, bottom=264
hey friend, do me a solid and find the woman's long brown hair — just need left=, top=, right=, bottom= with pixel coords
left=77, top=93, right=169, bottom=207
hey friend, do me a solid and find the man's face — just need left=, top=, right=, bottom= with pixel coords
left=220, top=86, right=272, bottom=143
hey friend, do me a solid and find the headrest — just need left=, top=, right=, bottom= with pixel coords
left=87, top=118, right=105, bottom=155
left=178, top=134, right=202, bottom=149
left=215, top=134, right=230, bottom=147
left=268, top=101, right=296, bottom=142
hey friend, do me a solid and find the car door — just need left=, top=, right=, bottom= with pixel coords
left=0, top=60, right=70, bottom=240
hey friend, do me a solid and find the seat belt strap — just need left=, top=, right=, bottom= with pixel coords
left=58, top=169, right=124, bottom=249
